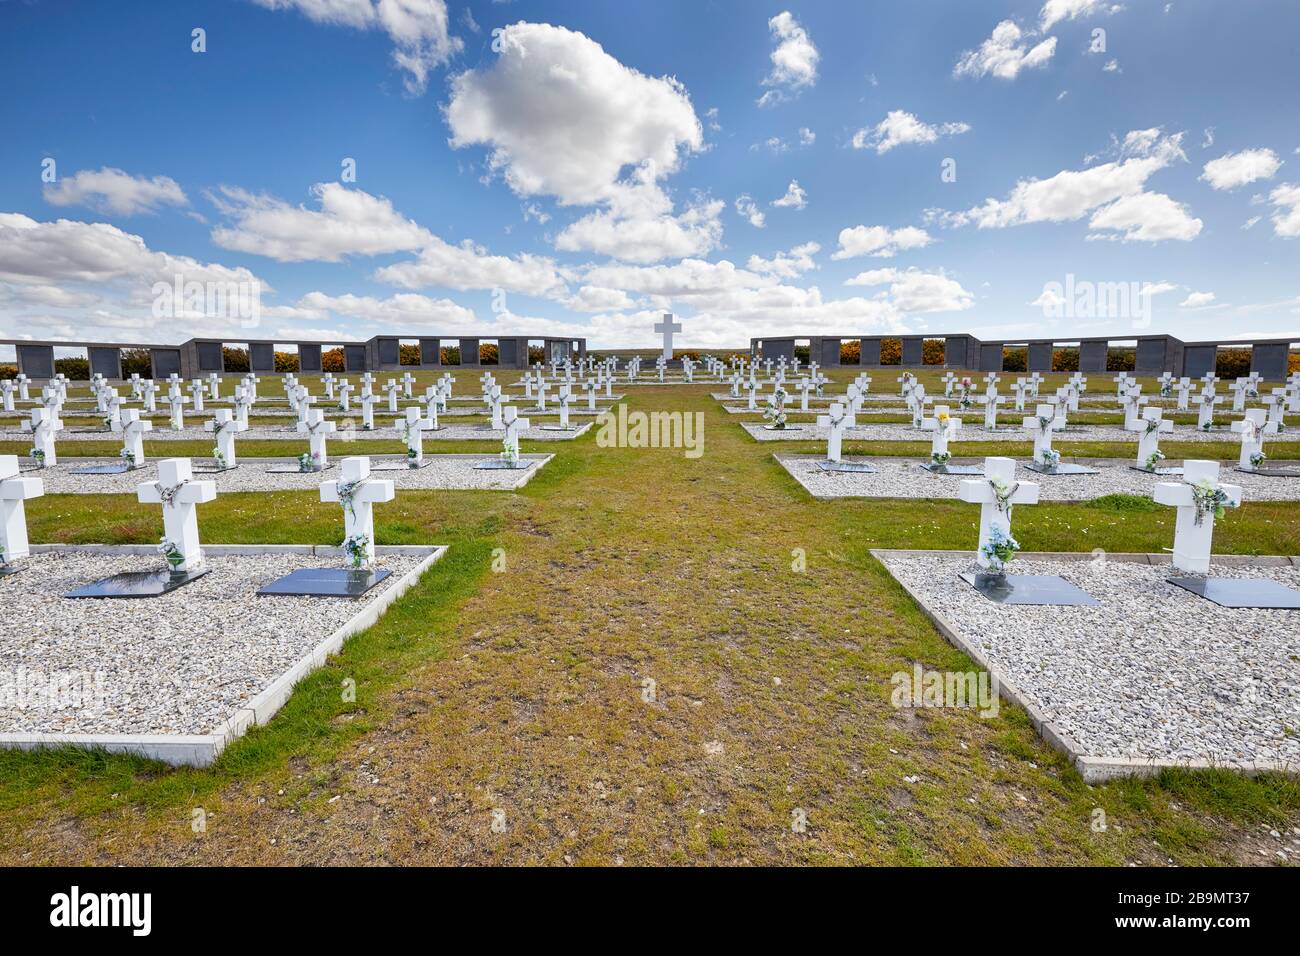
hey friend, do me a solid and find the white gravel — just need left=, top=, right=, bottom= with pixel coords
left=24, top=453, right=554, bottom=493
left=0, top=549, right=421, bottom=735
left=2, top=421, right=592, bottom=443
left=740, top=421, right=1248, bottom=444
left=773, top=454, right=1300, bottom=501
left=877, top=552, right=1300, bottom=765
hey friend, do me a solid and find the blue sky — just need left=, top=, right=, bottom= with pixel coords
left=1, top=0, right=1298, bottom=352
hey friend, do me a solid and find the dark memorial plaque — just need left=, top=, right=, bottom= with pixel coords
left=919, top=463, right=983, bottom=475
left=539, top=424, right=578, bottom=432
left=65, top=567, right=209, bottom=599
left=70, top=462, right=134, bottom=475
left=474, top=459, right=535, bottom=471
left=1024, top=462, right=1102, bottom=476
left=1237, top=466, right=1300, bottom=478
left=764, top=425, right=804, bottom=432
left=0, top=563, right=26, bottom=578
left=816, top=460, right=876, bottom=473
left=1129, top=465, right=1184, bottom=476
left=265, top=463, right=336, bottom=474
left=1167, top=576, right=1300, bottom=609
left=370, top=459, right=432, bottom=472
left=258, top=567, right=390, bottom=598
left=190, top=460, right=236, bottom=474
left=960, top=571, right=1100, bottom=606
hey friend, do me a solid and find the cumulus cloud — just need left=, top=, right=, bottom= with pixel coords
left=374, top=236, right=570, bottom=297
left=209, top=182, right=431, bottom=262
left=43, top=167, right=188, bottom=217
left=1269, top=183, right=1300, bottom=237
left=851, top=110, right=970, bottom=154
left=1200, top=148, right=1283, bottom=190
left=746, top=242, right=820, bottom=278
left=953, top=21, right=1056, bottom=80
left=831, top=224, right=933, bottom=260
left=770, top=180, right=807, bottom=210
left=844, top=266, right=974, bottom=314
left=935, top=130, right=1200, bottom=241
left=1180, top=291, right=1216, bottom=307
left=445, top=22, right=710, bottom=262
left=252, top=0, right=461, bottom=94
left=1040, top=0, right=1122, bottom=32
left=735, top=194, right=765, bottom=228
left=757, top=11, right=819, bottom=106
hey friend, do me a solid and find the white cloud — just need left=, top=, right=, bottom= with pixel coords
left=851, top=110, right=970, bottom=154
left=735, top=194, right=765, bottom=228
left=1087, top=191, right=1202, bottom=242
left=251, top=0, right=462, bottom=94
left=1040, top=0, right=1122, bottom=32
left=374, top=236, right=570, bottom=296
left=953, top=21, right=1056, bottom=81
left=445, top=22, right=709, bottom=263
left=563, top=285, right=637, bottom=312
left=937, top=130, right=1199, bottom=242
left=844, top=267, right=974, bottom=314
left=1180, top=291, right=1216, bottom=307
left=43, top=167, right=188, bottom=217
left=799, top=127, right=816, bottom=146
left=209, top=182, right=431, bottom=262
left=758, top=11, right=819, bottom=106
left=294, top=290, right=475, bottom=326
left=1269, top=183, right=1300, bottom=237
left=746, top=242, right=820, bottom=278
left=831, top=224, right=933, bottom=260
left=1102, top=59, right=1121, bottom=73
left=770, top=180, right=807, bottom=210
left=1200, top=148, right=1283, bottom=190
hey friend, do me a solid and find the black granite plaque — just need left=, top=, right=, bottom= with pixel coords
left=257, top=567, right=391, bottom=597
left=70, top=462, right=135, bottom=475
left=1129, top=465, right=1184, bottom=476
left=0, top=562, right=25, bottom=578
left=1167, top=576, right=1300, bottom=609
left=1023, top=462, right=1102, bottom=475
left=918, top=463, right=984, bottom=475
left=370, top=458, right=432, bottom=471
left=64, top=567, right=209, bottom=599
left=960, top=571, right=1100, bottom=606
left=1236, top=466, right=1300, bottom=478
left=190, top=460, right=236, bottom=474
left=474, top=459, right=535, bottom=471
left=265, top=463, right=336, bottom=474
left=816, top=460, right=876, bottom=473
left=539, top=424, right=578, bottom=432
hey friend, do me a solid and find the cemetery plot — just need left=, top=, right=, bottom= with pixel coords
left=874, top=550, right=1300, bottom=779
left=0, top=421, right=592, bottom=443
left=771, top=454, right=1300, bottom=502
left=738, top=421, right=1245, bottom=444
left=23, top=454, right=556, bottom=494
left=0, top=545, right=443, bottom=766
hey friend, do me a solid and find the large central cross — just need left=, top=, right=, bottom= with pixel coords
left=321, top=456, right=395, bottom=568
left=958, top=457, right=1040, bottom=571
left=138, top=458, right=217, bottom=572
left=654, top=312, right=682, bottom=361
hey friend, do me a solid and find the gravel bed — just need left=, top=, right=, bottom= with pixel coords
left=0, top=550, right=421, bottom=735
left=877, top=552, right=1300, bottom=765
left=24, top=453, right=554, bottom=493
left=773, top=454, right=1300, bottom=501
left=2, top=421, right=591, bottom=443
left=740, top=421, right=1245, bottom=444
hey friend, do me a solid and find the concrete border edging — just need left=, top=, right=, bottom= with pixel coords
left=869, top=548, right=1300, bottom=783
left=0, top=543, right=447, bottom=768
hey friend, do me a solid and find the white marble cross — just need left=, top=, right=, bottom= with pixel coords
left=535, top=378, right=549, bottom=412
left=980, top=392, right=1004, bottom=430
left=138, top=458, right=217, bottom=572
left=321, top=456, right=394, bottom=568
left=358, top=388, right=378, bottom=431
left=1023, top=403, right=1064, bottom=461
left=654, top=312, right=682, bottom=361
left=0, top=454, right=43, bottom=563
left=1229, top=378, right=1253, bottom=412
left=401, top=372, right=416, bottom=399
left=843, top=383, right=862, bottom=427
left=188, top=378, right=206, bottom=414
left=23, top=407, right=62, bottom=467
left=166, top=390, right=188, bottom=431
left=115, top=408, right=153, bottom=466
left=15, top=373, right=30, bottom=401
left=383, top=379, right=400, bottom=413
left=958, top=457, right=1039, bottom=571
left=502, top=406, right=530, bottom=460
left=1153, top=460, right=1242, bottom=573
left=486, top=384, right=504, bottom=429
left=921, top=405, right=961, bottom=462
left=298, top=408, right=336, bottom=469
left=1114, top=372, right=1135, bottom=399
left=941, top=372, right=958, bottom=397
left=1026, top=372, right=1044, bottom=397
left=0, top=380, right=13, bottom=412
left=207, top=372, right=220, bottom=401
left=293, top=384, right=315, bottom=424
left=232, top=385, right=253, bottom=428
left=584, top=378, right=598, bottom=411
left=1011, top=378, right=1029, bottom=412
left=1197, top=389, right=1221, bottom=430
left=141, top=379, right=158, bottom=413
left=556, top=383, right=573, bottom=429
left=205, top=408, right=246, bottom=468
left=243, top=373, right=261, bottom=401
left=1128, top=405, right=1173, bottom=470
left=1231, top=408, right=1277, bottom=471
left=1175, top=377, right=1193, bottom=411
left=323, top=372, right=336, bottom=399
left=816, top=402, right=849, bottom=462
left=744, top=378, right=759, bottom=411
left=397, top=405, right=434, bottom=466
left=1119, top=385, right=1147, bottom=427
left=337, top=378, right=353, bottom=411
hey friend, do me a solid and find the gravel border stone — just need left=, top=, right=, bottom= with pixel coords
left=873, top=549, right=1300, bottom=780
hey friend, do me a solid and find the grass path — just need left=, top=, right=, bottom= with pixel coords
left=1, top=380, right=1297, bottom=865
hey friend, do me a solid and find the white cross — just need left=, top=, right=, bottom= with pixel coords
left=188, top=378, right=206, bottom=414
left=397, top=405, right=434, bottom=467
left=421, top=386, right=442, bottom=427
left=138, top=458, right=217, bottom=572
left=486, top=385, right=504, bottom=429
left=1119, top=385, right=1147, bottom=427
left=1023, top=403, right=1064, bottom=461
left=243, top=373, right=261, bottom=400
left=584, top=378, right=598, bottom=411
left=502, top=406, right=530, bottom=460
left=795, top=376, right=813, bottom=411
left=383, top=379, right=400, bottom=413
left=654, top=312, right=682, bottom=361
left=941, top=372, right=958, bottom=397
left=1229, top=378, right=1252, bottom=412
left=166, top=390, right=188, bottom=431
left=323, top=372, right=336, bottom=399
left=15, top=374, right=30, bottom=401
left=232, top=385, right=253, bottom=428
left=207, top=372, right=220, bottom=401
left=298, top=409, right=337, bottom=469
left=1153, top=460, right=1242, bottom=574
left=981, top=392, right=1004, bottom=430
left=22, top=407, right=62, bottom=467
left=1011, top=379, right=1028, bottom=412
left=0, top=380, right=14, bottom=413
left=1231, top=408, right=1276, bottom=471
left=401, top=372, right=416, bottom=398
left=115, top=409, right=153, bottom=466
left=1027, top=372, right=1044, bottom=398
left=104, top=389, right=123, bottom=431
left=556, top=383, right=573, bottom=429
left=205, top=408, right=246, bottom=468
left=1197, top=390, right=1221, bottom=430
left=321, top=457, right=394, bottom=568
left=535, top=378, right=550, bottom=412
left=360, top=372, right=376, bottom=394
left=358, top=388, right=378, bottom=430
left=816, top=402, right=849, bottom=462
left=958, top=457, right=1040, bottom=571
left=141, top=380, right=158, bottom=412
left=294, top=384, right=315, bottom=423
left=337, top=379, right=353, bottom=411
left=0, top=454, right=43, bottom=563
left=921, top=405, right=961, bottom=462
left=744, top=379, right=759, bottom=411
left=1127, top=405, right=1173, bottom=470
